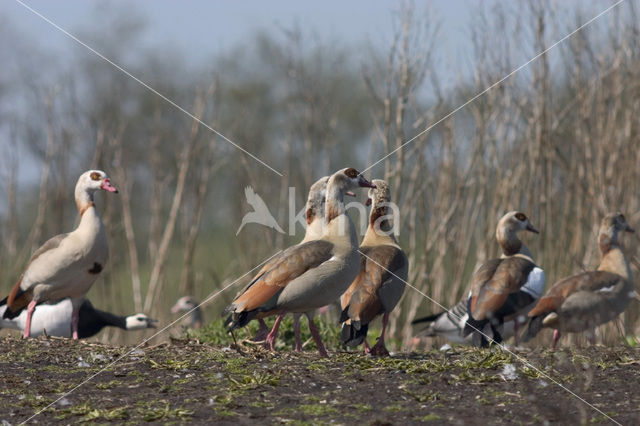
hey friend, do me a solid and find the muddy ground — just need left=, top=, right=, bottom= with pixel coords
left=0, top=336, right=638, bottom=425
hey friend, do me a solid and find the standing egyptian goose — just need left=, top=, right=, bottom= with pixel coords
left=227, top=176, right=330, bottom=348
left=1, top=170, right=118, bottom=339
left=223, top=168, right=375, bottom=357
left=463, top=211, right=545, bottom=347
left=523, top=212, right=634, bottom=348
left=0, top=298, right=156, bottom=338
left=171, top=296, right=203, bottom=329
left=339, top=180, right=408, bottom=356
left=412, top=298, right=521, bottom=345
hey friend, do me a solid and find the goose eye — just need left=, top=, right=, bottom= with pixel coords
left=619, top=214, right=626, bottom=222
left=515, top=213, right=526, bottom=221
left=344, top=168, right=359, bottom=178
left=90, top=172, right=101, bottom=181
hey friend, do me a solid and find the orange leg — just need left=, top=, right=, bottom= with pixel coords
left=72, top=308, right=80, bottom=340
left=306, top=314, right=328, bottom=358
left=293, top=314, right=303, bottom=352
left=23, top=300, right=37, bottom=339
left=370, top=313, right=390, bottom=356
left=551, top=329, right=560, bottom=349
left=265, top=313, right=286, bottom=351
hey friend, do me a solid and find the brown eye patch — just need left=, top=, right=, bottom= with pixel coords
left=344, top=168, right=359, bottom=178
left=515, top=212, right=526, bottom=221
left=619, top=214, right=626, bottom=222
left=90, top=172, right=101, bottom=181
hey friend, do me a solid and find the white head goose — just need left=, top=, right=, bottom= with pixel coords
left=523, top=212, right=634, bottom=348
left=0, top=298, right=155, bottom=338
left=171, top=296, right=203, bottom=329
left=463, top=211, right=545, bottom=347
left=227, top=176, right=331, bottom=348
left=1, top=170, right=118, bottom=339
left=412, top=297, right=521, bottom=345
left=339, top=179, right=408, bottom=356
left=223, top=168, right=374, bottom=357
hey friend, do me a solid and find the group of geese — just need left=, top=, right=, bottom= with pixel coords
left=0, top=168, right=635, bottom=357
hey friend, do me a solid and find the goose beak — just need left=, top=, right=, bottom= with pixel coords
left=526, top=222, right=539, bottom=234
left=101, top=178, right=119, bottom=193
left=170, top=304, right=181, bottom=314
left=147, top=318, right=158, bottom=328
left=358, top=176, right=376, bottom=189
left=365, top=197, right=372, bottom=206
left=625, top=224, right=635, bottom=233
left=345, top=191, right=356, bottom=197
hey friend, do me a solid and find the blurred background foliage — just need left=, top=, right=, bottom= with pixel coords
left=0, top=1, right=639, bottom=349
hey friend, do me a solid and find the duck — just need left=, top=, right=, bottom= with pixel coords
left=463, top=211, right=545, bottom=347
left=0, top=298, right=155, bottom=338
left=523, top=212, right=634, bottom=348
left=223, top=167, right=375, bottom=357
left=229, top=176, right=331, bottom=348
left=171, top=296, right=203, bottom=329
left=339, top=179, right=408, bottom=356
left=1, top=170, right=118, bottom=339
left=412, top=297, right=521, bottom=345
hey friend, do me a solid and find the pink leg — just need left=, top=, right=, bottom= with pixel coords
left=23, top=300, right=37, bottom=339
left=72, top=308, right=80, bottom=340
left=551, top=329, right=560, bottom=349
left=586, top=329, right=596, bottom=345
left=363, top=339, right=371, bottom=355
left=370, top=313, right=390, bottom=356
left=293, top=314, right=303, bottom=352
left=306, top=314, right=328, bottom=358
left=252, top=319, right=269, bottom=341
left=264, top=313, right=286, bottom=351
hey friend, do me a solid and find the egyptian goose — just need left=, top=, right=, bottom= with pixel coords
left=463, top=211, right=545, bottom=347
left=223, top=168, right=375, bottom=357
left=412, top=298, right=521, bottom=345
left=228, top=176, right=331, bottom=348
left=339, top=179, right=408, bottom=356
left=1, top=170, right=118, bottom=339
left=171, top=296, right=203, bottom=329
left=523, top=212, right=634, bottom=348
left=0, top=298, right=156, bottom=338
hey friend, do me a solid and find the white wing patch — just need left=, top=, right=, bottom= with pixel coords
left=597, top=285, right=615, bottom=293
left=521, top=267, right=545, bottom=299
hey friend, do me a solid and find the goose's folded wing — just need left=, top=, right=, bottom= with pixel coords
left=471, top=257, right=536, bottom=320
left=229, top=240, right=334, bottom=313
left=528, top=271, right=623, bottom=317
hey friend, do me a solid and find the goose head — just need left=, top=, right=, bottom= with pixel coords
left=171, top=296, right=198, bottom=313
left=365, top=179, right=391, bottom=207
left=496, top=211, right=538, bottom=256
left=599, top=212, right=634, bottom=253
left=77, top=170, right=118, bottom=194
left=325, top=168, right=375, bottom=222
left=125, top=313, right=157, bottom=330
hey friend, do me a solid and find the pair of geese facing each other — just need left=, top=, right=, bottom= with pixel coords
left=413, top=212, right=635, bottom=349
left=223, top=168, right=408, bottom=357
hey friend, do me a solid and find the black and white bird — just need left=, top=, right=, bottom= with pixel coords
left=0, top=298, right=156, bottom=339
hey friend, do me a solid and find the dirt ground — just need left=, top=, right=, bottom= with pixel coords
left=0, top=336, right=638, bottom=425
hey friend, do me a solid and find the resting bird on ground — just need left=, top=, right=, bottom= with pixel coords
left=171, top=296, right=203, bottom=329
left=463, top=211, right=545, bottom=347
left=223, top=168, right=375, bottom=357
left=340, top=179, right=408, bottom=356
left=0, top=298, right=156, bottom=338
left=523, top=212, right=634, bottom=348
left=1, top=170, right=118, bottom=339
left=411, top=298, right=521, bottom=345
